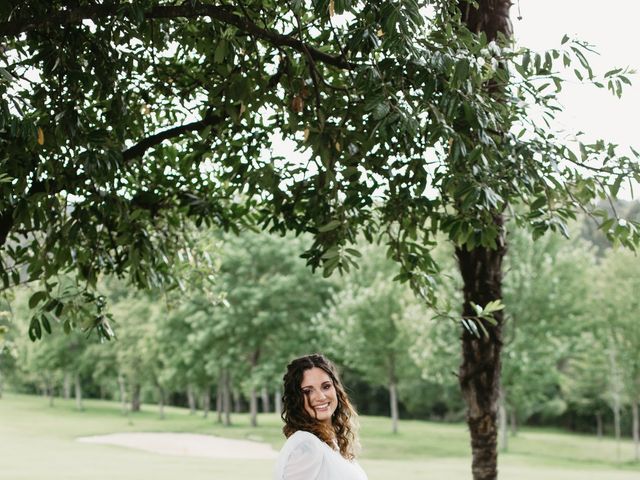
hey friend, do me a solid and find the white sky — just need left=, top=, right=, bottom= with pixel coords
left=515, top=0, right=639, bottom=152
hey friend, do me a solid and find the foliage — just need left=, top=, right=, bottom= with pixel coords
left=1, top=1, right=638, bottom=340
left=500, top=228, right=595, bottom=424
left=597, top=249, right=640, bottom=409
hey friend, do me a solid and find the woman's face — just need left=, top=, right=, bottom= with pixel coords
left=300, top=367, right=337, bottom=425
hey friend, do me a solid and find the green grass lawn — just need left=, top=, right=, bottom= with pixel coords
left=0, top=392, right=638, bottom=479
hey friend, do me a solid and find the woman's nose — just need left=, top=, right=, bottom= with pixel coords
left=312, top=390, right=327, bottom=401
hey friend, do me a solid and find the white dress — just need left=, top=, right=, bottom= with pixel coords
left=273, top=430, right=368, bottom=480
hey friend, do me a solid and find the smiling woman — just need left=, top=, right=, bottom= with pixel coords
left=274, top=354, right=368, bottom=480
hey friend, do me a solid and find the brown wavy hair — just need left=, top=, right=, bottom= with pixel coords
left=281, top=353, right=359, bottom=460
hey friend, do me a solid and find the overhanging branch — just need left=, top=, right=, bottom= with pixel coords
left=0, top=3, right=353, bottom=69
left=122, top=112, right=225, bottom=162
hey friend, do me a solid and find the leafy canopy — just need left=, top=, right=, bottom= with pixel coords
left=1, top=0, right=638, bottom=339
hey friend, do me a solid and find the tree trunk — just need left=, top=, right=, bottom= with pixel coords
left=389, top=380, right=399, bottom=434
left=216, top=375, right=223, bottom=424
left=387, top=356, right=400, bottom=434
left=157, top=386, right=165, bottom=420
left=232, top=388, right=241, bottom=414
left=456, top=2, right=512, bottom=479
left=613, top=397, right=621, bottom=461
left=274, top=386, right=282, bottom=416
left=63, top=372, right=72, bottom=400
left=222, top=368, right=232, bottom=426
left=456, top=226, right=507, bottom=480
left=0, top=370, right=4, bottom=399
left=261, top=386, right=270, bottom=413
left=250, top=386, right=258, bottom=427
left=187, top=384, right=197, bottom=415
left=118, top=374, right=128, bottom=414
left=498, top=387, right=508, bottom=452
left=45, top=375, right=55, bottom=406
left=74, top=372, right=83, bottom=411
left=608, top=347, right=622, bottom=462
left=509, top=409, right=517, bottom=437
left=632, top=398, right=639, bottom=461
left=202, top=384, right=210, bottom=419
left=131, top=383, right=141, bottom=412
left=596, top=411, right=603, bottom=439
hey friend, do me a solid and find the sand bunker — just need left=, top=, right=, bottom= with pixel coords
left=77, top=432, right=278, bottom=460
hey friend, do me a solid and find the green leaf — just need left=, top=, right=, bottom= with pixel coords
left=322, top=246, right=340, bottom=260
left=610, top=175, right=623, bottom=198
left=28, top=291, right=47, bottom=309
left=318, top=220, right=341, bottom=232
left=214, top=40, right=227, bottom=63
left=41, top=315, right=52, bottom=334
left=345, top=248, right=362, bottom=258
left=0, top=67, right=15, bottom=82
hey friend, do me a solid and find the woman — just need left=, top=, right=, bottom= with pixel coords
left=273, top=354, right=368, bottom=480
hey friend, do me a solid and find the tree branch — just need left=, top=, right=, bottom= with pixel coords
left=0, top=3, right=353, bottom=69
left=122, top=112, right=224, bottom=162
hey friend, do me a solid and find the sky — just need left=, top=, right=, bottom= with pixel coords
left=515, top=0, right=639, bottom=154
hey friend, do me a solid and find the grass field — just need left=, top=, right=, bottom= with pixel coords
left=0, top=392, right=638, bottom=479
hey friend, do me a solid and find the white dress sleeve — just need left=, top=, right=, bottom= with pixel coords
left=283, top=437, right=324, bottom=480
left=273, top=431, right=324, bottom=480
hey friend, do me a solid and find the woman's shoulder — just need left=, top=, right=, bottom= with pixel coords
left=288, top=430, right=321, bottom=443
left=281, top=430, right=323, bottom=452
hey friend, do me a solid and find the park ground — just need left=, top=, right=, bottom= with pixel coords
left=0, top=393, right=638, bottom=480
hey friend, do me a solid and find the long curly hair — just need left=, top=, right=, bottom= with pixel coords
left=281, top=353, right=359, bottom=460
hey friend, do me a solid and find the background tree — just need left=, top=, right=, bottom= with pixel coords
left=316, top=243, right=418, bottom=433
left=500, top=228, right=594, bottom=441
left=598, top=249, right=640, bottom=460
left=215, top=231, right=333, bottom=426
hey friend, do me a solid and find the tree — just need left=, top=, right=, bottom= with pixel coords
left=2, top=2, right=638, bottom=479
left=500, top=228, right=594, bottom=441
left=316, top=242, right=418, bottom=434
left=214, top=231, right=333, bottom=426
left=598, top=249, right=640, bottom=460
left=0, top=291, right=18, bottom=398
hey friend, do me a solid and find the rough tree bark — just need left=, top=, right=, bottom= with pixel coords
left=456, top=2, right=512, bottom=479
left=456, top=234, right=506, bottom=480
